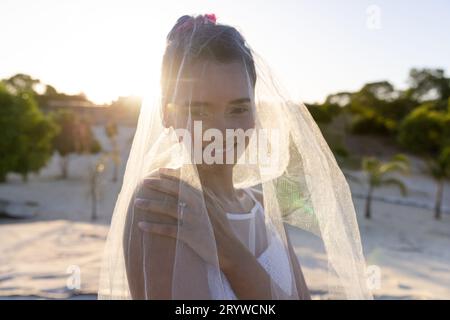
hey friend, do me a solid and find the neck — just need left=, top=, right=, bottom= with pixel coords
left=197, top=164, right=236, bottom=199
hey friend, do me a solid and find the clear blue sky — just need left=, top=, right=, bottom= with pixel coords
left=1, top=0, right=449, bottom=104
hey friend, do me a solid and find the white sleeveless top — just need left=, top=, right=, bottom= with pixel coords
left=206, top=189, right=294, bottom=299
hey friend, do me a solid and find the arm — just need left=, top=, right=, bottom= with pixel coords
left=220, top=240, right=294, bottom=299
left=129, top=182, right=292, bottom=300
left=220, top=188, right=310, bottom=300
left=220, top=225, right=310, bottom=300
left=123, top=181, right=210, bottom=299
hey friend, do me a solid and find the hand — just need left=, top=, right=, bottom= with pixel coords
left=135, top=168, right=244, bottom=270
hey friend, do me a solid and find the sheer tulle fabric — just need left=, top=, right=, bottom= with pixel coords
left=209, top=189, right=294, bottom=299
left=98, top=18, right=372, bottom=300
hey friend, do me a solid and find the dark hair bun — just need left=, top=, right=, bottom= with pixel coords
left=161, top=13, right=257, bottom=103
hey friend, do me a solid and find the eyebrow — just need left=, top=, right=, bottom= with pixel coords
left=184, top=98, right=250, bottom=107
left=228, top=98, right=251, bottom=105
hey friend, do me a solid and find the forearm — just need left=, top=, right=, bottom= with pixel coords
left=220, top=241, right=292, bottom=300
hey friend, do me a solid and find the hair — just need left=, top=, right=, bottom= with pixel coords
left=160, top=14, right=257, bottom=106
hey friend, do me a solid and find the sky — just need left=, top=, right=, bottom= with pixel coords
left=1, top=0, right=450, bottom=104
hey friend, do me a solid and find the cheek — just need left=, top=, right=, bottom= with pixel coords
left=230, top=114, right=255, bottom=131
left=171, top=113, right=192, bottom=129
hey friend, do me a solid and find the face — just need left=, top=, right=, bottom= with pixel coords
left=165, top=60, right=256, bottom=165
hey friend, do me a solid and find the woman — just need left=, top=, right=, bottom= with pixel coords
left=98, top=14, right=372, bottom=300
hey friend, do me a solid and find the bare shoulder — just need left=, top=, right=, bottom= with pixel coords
left=122, top=171, right=209, bottom=299
left=122, top=177, right=177, bottom=299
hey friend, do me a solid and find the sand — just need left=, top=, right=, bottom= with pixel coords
left=0, top=125, right=449, bottom=299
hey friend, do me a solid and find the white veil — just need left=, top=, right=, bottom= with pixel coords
left=98, top=14, right=372, bottom=300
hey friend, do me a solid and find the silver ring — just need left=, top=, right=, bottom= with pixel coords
left=178, top=201, right=187, bottom=226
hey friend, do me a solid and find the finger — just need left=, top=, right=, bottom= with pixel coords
left=138, top=221, right=178, bottom=239
left=157, top=168, right=201, bottom=194
left=157, top=170, right=192, bottom=192
left=134, top=198, right=179, bottom=219
left=158, top=168, right=180, bottom=180
left=143, top=177, right=179, bottom=197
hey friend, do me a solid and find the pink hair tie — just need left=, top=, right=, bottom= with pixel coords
left=203, top=13, right=217, bottom=24
left=175, top=14, right=217, bottom=34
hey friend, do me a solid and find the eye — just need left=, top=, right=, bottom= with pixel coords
left=228, top=105, right=249, bottom=115
left=190, top=107, right=209, bottom=117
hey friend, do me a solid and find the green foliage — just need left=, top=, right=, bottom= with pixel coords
left=350, top=113, right=395, bottom=135
left=333, top=69, right=450, bottom=137
left=406, top=68, right=450, bottom=102
left=50, top=110, right=102, bottom=178
left=0, top=82, right=57, bottom=182
left=3, top=74, right=41, bottom=94
left=1, top=74, right=103, bottom=181
left=307, top=93, right=344, bottom=124
left=425, top=148, right=450, bottom=181
left=348, top=81, right=411, bottom=135
left=333, top=145, right=349, bottom=159
left=51, top=110, right=102, bottom=156
left=397, top=105, right=450, bottom=157
left=105, top=121, right=118, bottom=139
left=397, top=105, right=450, bottom=219
left=306, top=103, right=333, bottom=124
left=361, top=154, right=410, bottom=219
left=362, top=154, right=410, bottom=188
left=105, top=121, right=120, bottom=182
left=437, top=147, right=450, bottom=178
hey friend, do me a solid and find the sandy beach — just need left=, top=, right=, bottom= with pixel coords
left=1, top=125, right=449, bottom=300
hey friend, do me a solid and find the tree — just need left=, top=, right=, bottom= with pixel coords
left=425, top=147, right=450, bottom=219
left=349, top=81, right=401, bottom=135
left=361, top=154, right=410, bottom=219
left=3, top=74, right=41, bottom=95
left=88, top=155, right=107, bottom=221
left=398, top=106, right=450, bottom=219
left=307, top=102, right=342, bottom=124
left=0, top=83, right=57, bottom=182
left=51, top=110, right=102, bottom=179
left=105, top=121, right=120, bottom=182
left=306, top=92, right=348, bottom=125
left=0, top=84, right=19, bottom=181
left=406, top=68, right=450, bottom=103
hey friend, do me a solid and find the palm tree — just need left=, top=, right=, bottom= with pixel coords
left=424, top=147, right=450, bottom=220
left=361, top=154, right=410, bottom=219
left=89, top=154, right=107, bottom=221
left=105, top=121, right=120, bottom=182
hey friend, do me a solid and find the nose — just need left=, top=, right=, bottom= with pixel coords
left=202, top=115, right=229, bottom=134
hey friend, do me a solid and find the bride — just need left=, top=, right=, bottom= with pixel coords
left=98, top=14, right=372, bottom=300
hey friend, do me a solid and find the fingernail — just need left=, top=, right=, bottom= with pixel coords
left=134, top=198, right=146, bottom=209
left=143, top=178, right=157, bottom=186
left=138, top=221, right=151, bottom=232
